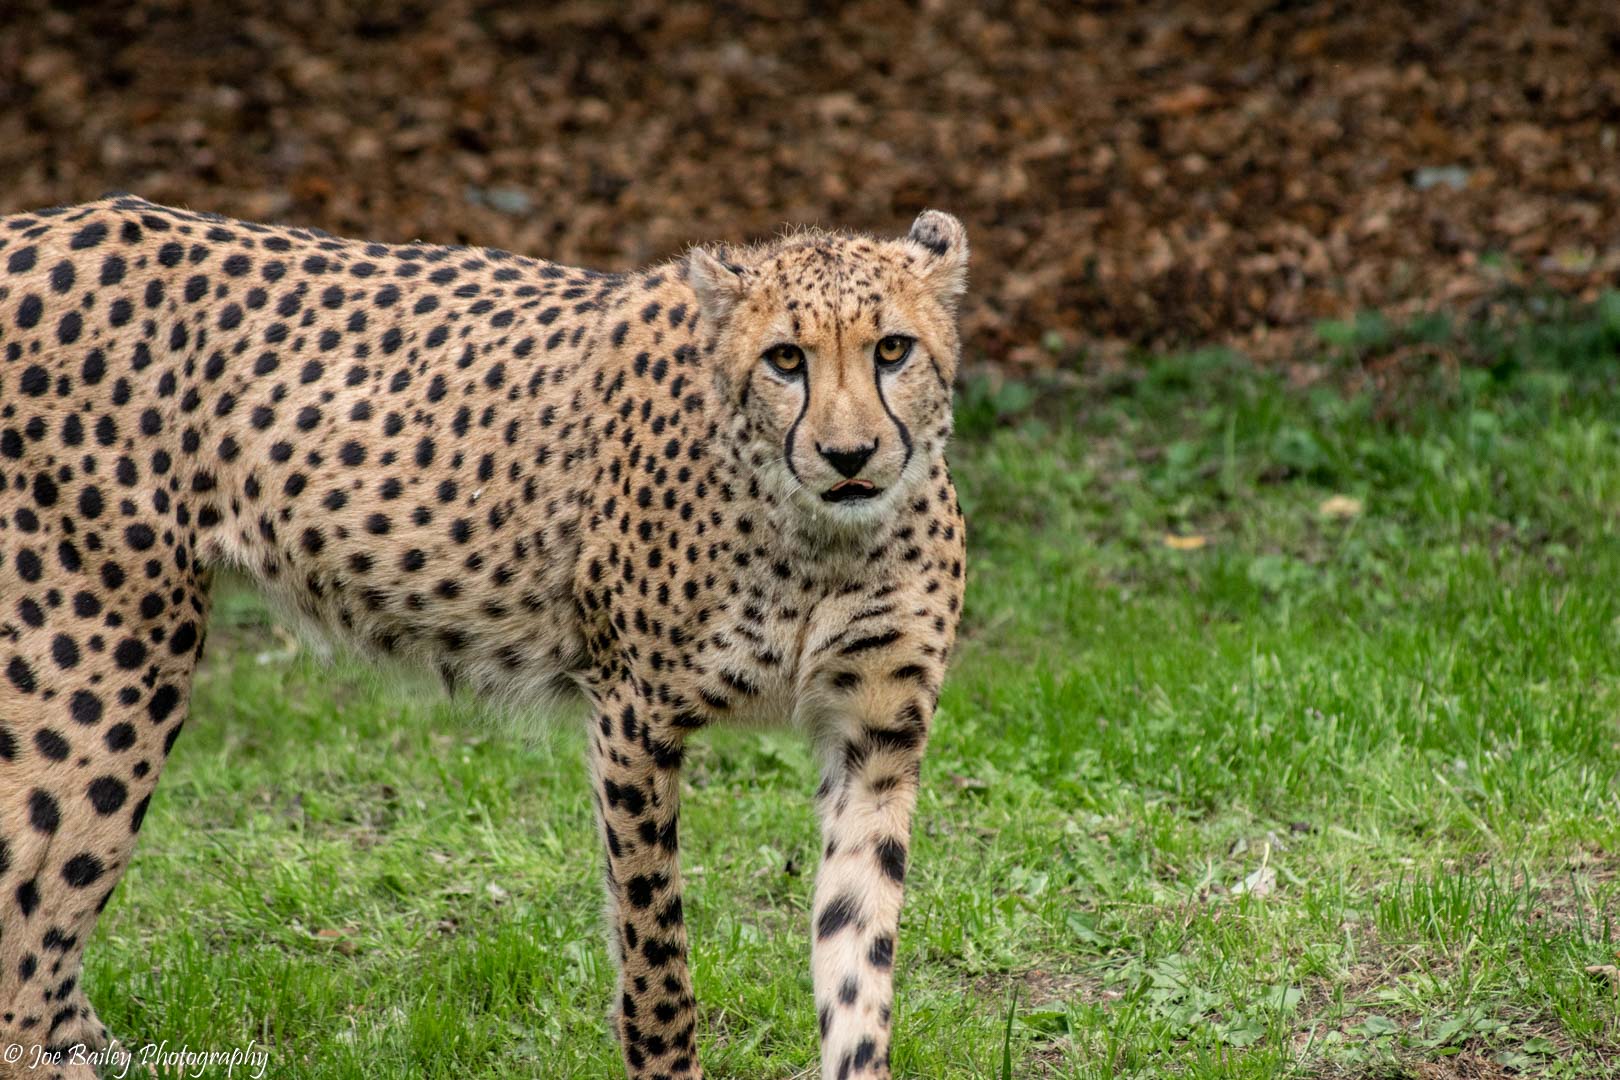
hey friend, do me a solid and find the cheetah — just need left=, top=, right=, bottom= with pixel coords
left=0, top=195, right=968, bottom=1079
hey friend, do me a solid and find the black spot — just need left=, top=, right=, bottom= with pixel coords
left=18, top=364, right=48, bottom=396
left=16, top=294, right=42, bottom=328
left=50, top=634, right=79, bottom=669
left=28, top=790, right=60, bottom=834
left=61, top=853, right=105, bottom=888
left=169, top=622, right=198, bottom=655
left=112, top=638, right=147, bottom=670
left=816, top=894, right=860, bottom=940
left=124, top=523, right=156, bottom=551
left=6, top=656, right=37, bottom=694
left=33, top=729, right=69, bottom=761
left=68, top=690, right=103, bottom=726
left=147, top=684, right=180, bottom=722
left=875, top=837, right=907, bottom=883
left=852, top=1037, right=877, bottom=1071
left=32, top=473, right=58, bottom=506
left=69, top=222, right=108, bottom=249
left=840, top=630, right=902, bottom=656
left=87, top=776, right=128, bottom=815
left=625, top=872, right=668, bottom=910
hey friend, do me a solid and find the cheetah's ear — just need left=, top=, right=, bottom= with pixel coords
left=905, top=210, right=969, bottom=308
left=686, top=247, right=748, bottom=327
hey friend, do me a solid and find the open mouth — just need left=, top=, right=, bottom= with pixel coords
left=820, top=479, right=882, bottom=504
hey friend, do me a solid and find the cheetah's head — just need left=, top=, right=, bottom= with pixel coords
left=687, top=211, right=968, bottom=531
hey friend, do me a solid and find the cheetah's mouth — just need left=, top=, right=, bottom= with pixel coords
left=821, top=479, right=882, bottom=503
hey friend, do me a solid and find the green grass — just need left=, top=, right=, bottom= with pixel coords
left=88, top=304, right=1620, bottom=1077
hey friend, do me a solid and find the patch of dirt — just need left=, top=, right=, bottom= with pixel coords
left=973, top=967, right=1116, bottom=1009
left=1316, top=1051, right=1520, bottom=1080
left=2, top=1, right=1618, bottom=366
left=1413, top=1055, right=1520, bottom=1080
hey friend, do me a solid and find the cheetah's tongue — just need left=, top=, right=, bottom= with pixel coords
left=822, top=478, right=880, bottom=503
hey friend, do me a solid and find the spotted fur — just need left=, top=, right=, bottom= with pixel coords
left=0, top=195, right=968, bottom=1079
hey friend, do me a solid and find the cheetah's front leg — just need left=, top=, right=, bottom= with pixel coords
left=811, top=683, right=934, bottom=1079
left=587, top=688, right=701, bottom=1079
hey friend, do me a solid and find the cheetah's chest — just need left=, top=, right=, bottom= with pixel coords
left=675, top=556, right=892, bottom=730
left=684, top=594, right=808, bottom=727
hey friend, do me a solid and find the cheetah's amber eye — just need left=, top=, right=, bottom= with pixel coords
left=763, top=343, right=806, bottom=376
left=875, top=335, right=913, bottom=367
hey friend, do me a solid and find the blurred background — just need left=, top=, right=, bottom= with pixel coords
left=4, top=0, right=1617, bottom=371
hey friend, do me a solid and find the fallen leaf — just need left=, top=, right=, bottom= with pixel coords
left=1318, top=495, right=1364, bottom=518
left=1585, top=964, right=1620, bottom=985
left=1231, top=865, right=1276, bottom=898
left=313, top=928, right=357, bottom=956
left=1149, top=84, right=1218, bottom=116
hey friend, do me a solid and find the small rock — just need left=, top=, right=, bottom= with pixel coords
left=1411, top=165, right=1471, bottom=192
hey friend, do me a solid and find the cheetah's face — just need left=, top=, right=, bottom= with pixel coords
left=688, top=211, right=968, bottom=529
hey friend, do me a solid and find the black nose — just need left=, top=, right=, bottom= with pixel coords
left=818, top=440, right=878, bottom=478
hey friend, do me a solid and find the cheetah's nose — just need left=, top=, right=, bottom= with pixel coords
left=817, top=440, right=878, bottom=478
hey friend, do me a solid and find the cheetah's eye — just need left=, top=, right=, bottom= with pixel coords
left=762, top=343, right=805, bottom=376
left=875, top=335, right=913, bottom=367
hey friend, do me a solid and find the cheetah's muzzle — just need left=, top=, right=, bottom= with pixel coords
left=0, top=195, right=970, bottom=1080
